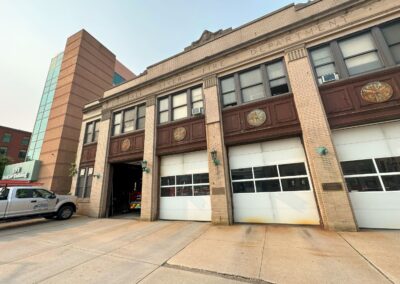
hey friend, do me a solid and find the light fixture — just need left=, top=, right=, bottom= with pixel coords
left=93, top=173, right=101, bottom=179
left=141, top=160, right=150, bottom=173
left=210, top=149, right=220, bottom=166
left=316, top=146, right=328, bottom=156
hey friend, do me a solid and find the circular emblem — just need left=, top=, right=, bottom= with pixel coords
left=247, top=109, right=267, bottom=127
left=121, top=138, right=131, bottom=152
left=173, top=127, right=187, bottom=142
left=361, top=81, right=393, bottom=103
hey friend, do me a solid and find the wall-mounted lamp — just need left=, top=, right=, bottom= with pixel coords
left=93, top=173, right=101, bottom=179
left=316, top=146, right=328, bottom=156
left=210, top=149, right=220, bottom=166
left=141, top=160, right=150, bottom=173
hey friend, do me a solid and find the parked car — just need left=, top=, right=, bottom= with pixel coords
left=0, top=186, right=77, bottom=222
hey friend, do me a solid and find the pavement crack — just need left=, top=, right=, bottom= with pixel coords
left=258, top=226, right=267, bottom=278
left=163, top=263, right=273, bottom=284
left=337, top=232, right=395, bottom=284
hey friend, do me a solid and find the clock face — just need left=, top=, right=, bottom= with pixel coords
left=247, top=109, right=267, bottom=127
left=361, top=81, right=393, bottom=103
left=173, top=127, right=187, bottom=142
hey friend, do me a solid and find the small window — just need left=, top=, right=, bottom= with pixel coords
left=75, top=167, right=94, bottom=198
left=2, top=133, right=11, bottom=143
left=338, top=33, right=383, bottom=76
left=221, top=76, right=237, bottom=107
left=137, top=105, right=146, bottom=130
left=232, top=182, right=255, bottom=193
left=176, top=174, right=192, bottom=185
left=123, top=108, right=135, bottom=132
left=172, top=93, right=187, bottom=121
left=21, top=137, right=30, bottom=146
left=0, top=147, right=7, bottom=156
left=161, top=187, right=175, bottom=197
left=375, top=156, right=400, bottom=173
left=281, top=178, right=310, bottom=191
left=253, top=166, right=278, bottom=179
left=18, top=150, right=27, bottom=160
left=16, top=188, right=34, bottom=199
left=255, top=180, right=280, bottom=192
left=345, top=177, right=383, bottom=192
left=240, top=68, right=265, bottom=103
left=381, top=175, right=400, bottom=191
left=84, top=120, right=100, bottom=144
left=279, top=163, right=307, bottom=176
left=158, top=86, right=203, bottom=124
left=34, top=188, right=53, bottom=198
left=112, top=104, right=146, bottom=136
left=341, top=160, right=376, bottom=175
left=161, top=176, right=175, bottom=186
left=176, top=186, right=193, bottom=196
left=113, top=112, right=122, bottom=136
left=0, top=188, right=9, bottom=200
left=266, top=61, right=289, bottom=96
left=191, top=87, right=204, bottom=110
left=381, top=22, right=400, bottom=63
left=310, top=45, right=337, bottom=78
left=159, top=98, right=169, bottom=124
left=231, top=168, right=253, bottom=180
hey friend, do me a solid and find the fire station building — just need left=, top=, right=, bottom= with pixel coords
left=72, top=0, right=400, bottom=231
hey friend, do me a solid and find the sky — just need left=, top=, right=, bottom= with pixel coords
left=0, top=0, right=295, bottom=132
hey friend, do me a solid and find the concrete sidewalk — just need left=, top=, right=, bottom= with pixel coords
left=0, top=216, right=398, bottom=284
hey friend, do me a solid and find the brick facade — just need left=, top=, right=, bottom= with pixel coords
left=0, top=126, right=31, bottom=164
left=71, top=0, right=400, bottom=231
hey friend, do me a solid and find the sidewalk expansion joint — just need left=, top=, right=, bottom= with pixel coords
left=337, top=233, right=395, bottom=284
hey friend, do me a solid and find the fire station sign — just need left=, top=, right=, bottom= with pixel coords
left=1, top=160, right=41, bottom=181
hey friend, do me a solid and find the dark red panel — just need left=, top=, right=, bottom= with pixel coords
left=319, top=66, right=400, bottom=128
left=222, top=94, right=301, bottom=146
left=156, top=116, right=207, bottom=155
left=108, top=130, right=145, bottom=162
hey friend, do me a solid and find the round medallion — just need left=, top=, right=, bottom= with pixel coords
left=247, top=109, right=267, bottom=127
left=173, top=127, right=187, bottom=142
left=121, top=138, right=131, bottom=152
left=361, top=81, right=393, bottom=103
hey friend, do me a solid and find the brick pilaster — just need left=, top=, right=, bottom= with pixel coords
left=140, top=97, right=158, bottom=221
left=203, top=75, right=233, bottom=225
left=285, top=45, right=357, bottom=231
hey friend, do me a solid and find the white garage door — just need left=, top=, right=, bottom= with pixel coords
left=333, top=121, right=400, bottom=229
left=159, top=150, right=211, bottom=221
left=229, top=138, right=320, bottom=225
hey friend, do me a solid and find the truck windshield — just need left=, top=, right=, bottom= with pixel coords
left=0, top=187, right=9, bottom=200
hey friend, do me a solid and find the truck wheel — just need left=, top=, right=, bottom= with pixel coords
left=57, top=205, right=74, bottom=220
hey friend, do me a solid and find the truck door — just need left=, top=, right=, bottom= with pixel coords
left=34, top=188, right=56, bottom=213
left=6, top=188, right=44, bottom=217
left=0, top=188, right=10, bottom=218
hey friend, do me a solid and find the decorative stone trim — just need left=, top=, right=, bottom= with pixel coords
left=203, top=75, right=217, bottom=89
left=286, top=45, right=307, bottom=62
left=146, top=96, right=156, bottom=106
left=101, top=109, right=111, bottom=121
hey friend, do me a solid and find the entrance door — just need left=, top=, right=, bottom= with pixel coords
left=109, top=163, right=142, bottom=217
left=229, top=138, right=320, bottom=225
left=333, top=121, right=400, bottom=229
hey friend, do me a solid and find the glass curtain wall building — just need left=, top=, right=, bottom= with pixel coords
left=26, top=53, right=64, bottom=161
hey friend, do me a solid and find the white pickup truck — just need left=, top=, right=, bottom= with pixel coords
left=0, top=186, right=77, bottom=221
